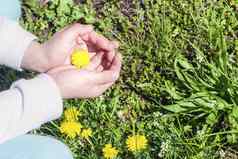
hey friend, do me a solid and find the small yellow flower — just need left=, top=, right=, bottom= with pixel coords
left=126, top=134, right=148, bottom=152
left=59, top=121, right=82, bottom=139
left=102, top=144, right=119, bottom=159
left=71, top=49, right=90, bottom=68
left=64, top=107, right=80, bottom=121
left=81, top=128, right=93, bottom=139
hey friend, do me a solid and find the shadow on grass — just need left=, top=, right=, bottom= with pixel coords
left=0, top=66, right=34, bottom=91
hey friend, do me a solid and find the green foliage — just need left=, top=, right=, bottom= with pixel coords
left=163, top=1, right=238, bottom=145
left=21, top=0, right=96, bottom=41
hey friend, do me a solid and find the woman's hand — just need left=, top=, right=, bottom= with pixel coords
left=21, top=23, right=117, bottom=72
left=39, top=0, right=50, bottom=5
left=47, top=53, right=122, bottom=99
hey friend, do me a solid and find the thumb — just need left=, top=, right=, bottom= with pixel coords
left=94, top=53, right=122, bottom=84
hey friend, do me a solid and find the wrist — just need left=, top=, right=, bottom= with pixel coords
left=47, top=72, right=65, bottom=99
left=21, top=41, right=50, bottom=72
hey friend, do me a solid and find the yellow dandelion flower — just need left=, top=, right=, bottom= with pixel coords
left=59, top=121, right=82, bottom=139
left=64, top=107, right=80, bottom=121
left=126, top=134, right=148, bottom=152
left=71, top=49, right=90, bottom=68
left=102, top=144, right=119, bottom=159
left=81, top=128, right=93, bottom=139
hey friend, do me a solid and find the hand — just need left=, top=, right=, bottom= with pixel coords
left=47, top=53, right=122, bottom=99
left=39, top=0, right=50, bottom=5
left=22, top=23, right=117, bottom=72
left=79, top=31, right=119, bottom=68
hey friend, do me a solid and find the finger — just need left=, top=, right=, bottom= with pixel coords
left=106, top=49, right=116, bottom=64
left=77, top=37, right=99, bottom=58
left=76, top=38, right=88, bottom=50
left=89, top=52, right=96, bottom=59
left=83, top=32, right=115, bottom=51
left=108, top=53, right=122, bottom=72
left=94, top=53, right=122, bottom=84
left=102, top=50, right=120, bottom=70
left=83, top=38, right=119, bottom=53
left=96, top=65, right=104, bottom=72
left=112, top=41, right=120, bottom=49
left=86, top=52, right=104, bottom=71
left=39, top=0, right=50, bottom=5
left=102, top=57, right=112, bottom=70
left=86, top=43, right=98, bottom=52
left=64, top=23, right=93, bottom=39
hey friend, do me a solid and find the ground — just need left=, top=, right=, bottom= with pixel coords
left=2, top=0, right=238, bottom=158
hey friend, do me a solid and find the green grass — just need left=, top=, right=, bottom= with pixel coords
left=18, top=0, right=238, bottom=158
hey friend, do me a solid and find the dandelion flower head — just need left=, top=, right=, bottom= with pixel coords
left=71, top=49, right=90, bottom=68
left=59, top=121, right=82, bottom=139
left=126, top=134, right=148, bottom=152
left=64, top=107, right=80, bottom=121
left=102, top=144, right=119, bottom=159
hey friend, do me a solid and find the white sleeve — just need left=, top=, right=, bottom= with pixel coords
left=0, top=74, right=63, bottom=143
left=0, top=17, right=36, bottom=70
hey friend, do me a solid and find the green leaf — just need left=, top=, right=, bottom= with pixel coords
left=177, top=56, right=194, bottom=70
left=227, top=134, right=238, bottom=144
left=162, top=104, right=187, bottom=113
left=206, top=113, right=217, bottom=125
left=164, top=81, right=183, bottom=100
left=232, top=106, right=238, bottom=119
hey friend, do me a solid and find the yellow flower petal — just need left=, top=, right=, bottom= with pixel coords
left=102, top=144, right=119, bottom=159
left=126, top=134, right=148, bottom=152
left=59, top=121, right=82, bottom=139
left=64, top=107, right=80, bottom=121
left=81, top=128, right=93, bottom=139
left=71, top=49, right=90, bottom=68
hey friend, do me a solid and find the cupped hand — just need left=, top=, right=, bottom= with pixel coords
left=22, top=23, right=118, bottom=72
left=41, top=24, right=93, bottom=70
left=47, top=53, right=122, bottom=99
left=42, top=23, right=118, bottom=70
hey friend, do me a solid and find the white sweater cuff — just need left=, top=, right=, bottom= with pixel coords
left=0, top=17, right=36, bottom=70
left=11, top=74, right=63, bottom=130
